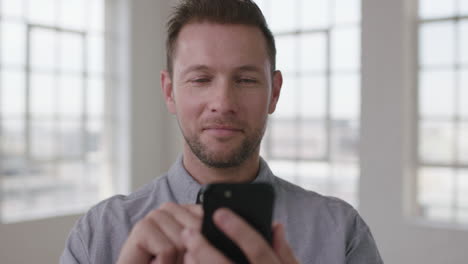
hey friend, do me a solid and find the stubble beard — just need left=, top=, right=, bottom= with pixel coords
left=182, top=118, right=267, bottom=169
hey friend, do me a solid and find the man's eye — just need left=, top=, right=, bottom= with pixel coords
left=193, top=78, right=210, bottom=83
left=237, top=78, right=257, bottom=84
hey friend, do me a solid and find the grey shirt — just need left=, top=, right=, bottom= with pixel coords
left=60, top=156, right=383, bottom=264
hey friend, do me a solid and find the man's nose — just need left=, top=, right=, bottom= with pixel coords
left=208, top=80, right=239, bottom=114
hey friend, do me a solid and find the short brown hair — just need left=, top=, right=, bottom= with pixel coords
left=166, top=0, right=276, bottom=74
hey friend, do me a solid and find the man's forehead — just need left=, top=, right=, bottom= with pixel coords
left=173, top=22, right=270, bottom=72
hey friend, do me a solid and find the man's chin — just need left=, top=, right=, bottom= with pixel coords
left=195, top=148, right=248, bottom=168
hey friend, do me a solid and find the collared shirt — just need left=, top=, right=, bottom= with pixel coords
left=60, top=156, right=384, bottom=264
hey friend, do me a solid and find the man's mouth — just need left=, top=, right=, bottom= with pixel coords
left=202, top=125, right=243, bottom=137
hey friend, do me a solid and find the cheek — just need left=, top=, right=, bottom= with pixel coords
left=242, top=95, right=270, bottom=120
left=174, top=92, right=205, bottom=124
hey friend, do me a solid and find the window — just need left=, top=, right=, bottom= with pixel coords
left=256, top=0, right=361, bottom=206
left=417, top=0, right=468, bottom=223
left=0, top=0, right=114, bottom=222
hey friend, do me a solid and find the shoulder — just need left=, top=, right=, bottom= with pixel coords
left=61, top=174, right=172, bottom=263
left=273, top=176, right=356, bottom=213
left=272, top=176, right=360, bottom=230
left=84, top=173, right=171, bottom=226
left=271, top=176, right=383, bottom=263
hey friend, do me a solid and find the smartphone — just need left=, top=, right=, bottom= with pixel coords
left=198, top=183, right=275, bottom=264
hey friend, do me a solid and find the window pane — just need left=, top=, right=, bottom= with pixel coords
left=87, top=162, right=106, bottom=187
left=299, top=33, right=327, bottom=73
left=419, top=0, right=456, bottom=19
left=30, top=28, right=57, bottom=71
left=299, top=75, right=326, bottom=118
left=461, top=70, right=468, bottom=118
left=1, top=70, right=25, bottom=116
left=1, top=0, right=24, bottom=18
left=458, top=123, right=468, bottom=163
left=59, top=0, right=86, bottom=31
left=461, top=0, right=468, bottom=15
left=419, top=22, right=456, bottom=67
left=274, top=76, right=297, bottom=118
left=334, top=0, right=360, bottom=25
left=269, top=0, right=297, bottom=32
left=330, top=163, right=358, bottom=205
left=30, top=120, right=56, bottom=160
left=268, top=160, right=297, bottom=182
left=88, top=35, right=104, bottom=74
left=297, top=161, right=330, bottom=193
left=89, top=0, right=105, bottom=32
left=299, top=120, right=326, bottom=159
left=331, top=74, right=360, bottom=120
left=1, top=119, right=25, bottom=156
left=87, top=119, right=103, bottom=159
left=419, top=121, right=455, bottom=164
left=300, top=0, right=329, bottom=29
left=331, top=27, right=360, bottom=70
left=419, top=70, right=455, bottom=118
left=1, top=22, right=26, bottom=66
left=27, top=0, right=57, bottom=25
left=460, top=21, right=468, bottom=65
left=30, top=72, right=56, bottom=117
left=59, top=75, right=83, bottom=117
left=276, top=35, right=297, bottom=73
left=331, top=120, right=359, bottom=161
left=57, top=161, right=84, bottom=183
left=270, top=119, right=297, bottom=159
left=59, top=121, right=83, bottom=159
left=88, top=78, right=105, bottom=117
left=60, top=33, right=84, bottom=73
left=418, top=167, right=454, bottom=221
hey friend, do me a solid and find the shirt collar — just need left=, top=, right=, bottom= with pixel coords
left=167, top=155, right=276, bottom=204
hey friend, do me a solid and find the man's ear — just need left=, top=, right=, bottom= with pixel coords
left=161, top=70, right=177, bottom=114
left=268, top=70, right=283, bottom=114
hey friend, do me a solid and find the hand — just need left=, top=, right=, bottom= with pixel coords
left=116, top=202, right=202, bottom=264
left=181, top=208, right=300, bottom=264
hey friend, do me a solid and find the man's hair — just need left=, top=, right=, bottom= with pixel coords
left=166, top=0, right=276, bottom=74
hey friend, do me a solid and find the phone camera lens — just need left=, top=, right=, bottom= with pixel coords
left=224, top=190, right=232, bottom=198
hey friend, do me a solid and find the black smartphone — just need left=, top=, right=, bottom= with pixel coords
left=198, top=183, right=275, bottom=264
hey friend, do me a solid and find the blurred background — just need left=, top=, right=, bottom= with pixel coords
left=0, top=0, right=467, bottom=263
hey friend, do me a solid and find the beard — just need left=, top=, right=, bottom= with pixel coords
left=181, top=118, right=267, bottom=169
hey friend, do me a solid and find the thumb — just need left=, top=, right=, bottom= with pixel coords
left=272, top=222, right=299, bottom=264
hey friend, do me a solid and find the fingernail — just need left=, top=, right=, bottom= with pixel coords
left=213, top=208, right=231, bottom=224
left=182, top=228, right=195, bottom=239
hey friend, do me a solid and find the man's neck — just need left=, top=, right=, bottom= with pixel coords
left=182, top=145, right=261, bottom=185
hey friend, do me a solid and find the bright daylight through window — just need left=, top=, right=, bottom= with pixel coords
left=0, top=0, right=113, bottom=222
left=418, top=0, right=468, bottom=224
left=256, top=0, right=361, bottom=207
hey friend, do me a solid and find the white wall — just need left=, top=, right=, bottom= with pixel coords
left=0, top=1, right=180, bottom=263
left=361, top=0, right=468, bottom=263
left=126, top=0, right=182, bottom=191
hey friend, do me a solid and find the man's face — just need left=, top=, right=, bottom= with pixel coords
left=162, top=22, right=282, bottom=168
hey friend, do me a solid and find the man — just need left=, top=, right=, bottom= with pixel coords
left=61, top=0, right=383, bottom=263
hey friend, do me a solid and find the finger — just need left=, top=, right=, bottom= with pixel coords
left=183, top=204, right=203, bottom=218
left=159, top=202, right=202, bottom=230
left=117, top=218, right=177, bottom=264
left=183, top=252, right=197, bottom=264
left=214, top=208, right=280, bottom=264
left=146, top=209, right=185, bottom=250
left=272, top=222, right=299, bottom=264
left=182, top=228, right=232, bottom=264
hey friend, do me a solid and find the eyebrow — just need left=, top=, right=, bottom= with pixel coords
left=180, top=64, right=263, bottom=77
left=236, top=65, right=263, bottom=73
left=180, top=64, right=211, bottom=76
